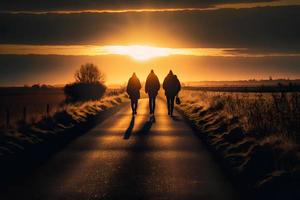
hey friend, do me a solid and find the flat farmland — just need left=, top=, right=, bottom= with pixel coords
left=0, top=87, right=65, bottom=127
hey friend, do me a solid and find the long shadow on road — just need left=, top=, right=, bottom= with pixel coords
left=123, top=116, right=136, bottom=140
left=103, top=105, right=237, bottom=200
left=105, top=118, right=155, bottom=200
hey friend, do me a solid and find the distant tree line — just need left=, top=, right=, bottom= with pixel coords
left=23, top=84, right=54, bottom=89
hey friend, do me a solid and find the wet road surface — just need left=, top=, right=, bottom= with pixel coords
left=1, top=98, right=237, bottom=200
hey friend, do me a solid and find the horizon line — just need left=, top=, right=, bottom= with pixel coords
left=2, top=78, right=300, bottom=88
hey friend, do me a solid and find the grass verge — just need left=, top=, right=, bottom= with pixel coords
left=176, top=92, right=299, bottom=200
left=0, top=94, right=129, bottom=183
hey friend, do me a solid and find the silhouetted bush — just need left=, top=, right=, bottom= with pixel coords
left=64, top=82, right=106, bottom=102
left=64, top=63, right=106, bottom=102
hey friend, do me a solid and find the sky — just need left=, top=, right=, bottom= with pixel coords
left=0, top=0, right=300, bottom=86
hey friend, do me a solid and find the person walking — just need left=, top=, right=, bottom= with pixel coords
left=127, top=73, right=142, bottom=115
left=145, top=70, right=160, bottom=117
left=163, top=70, right=181, bottom=116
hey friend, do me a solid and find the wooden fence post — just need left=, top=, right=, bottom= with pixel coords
left=23, top=106, right=27, bottom=122
left=6, top=108, right=10, bottom=128
left=46, top=104, right=50, bottom=118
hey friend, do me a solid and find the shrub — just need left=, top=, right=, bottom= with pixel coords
left=64, top=82, right=106, bottom=103
left=64, top=63, right=107, bottom=102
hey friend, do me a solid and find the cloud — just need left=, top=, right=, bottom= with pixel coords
left=0, top=0, right=279, bottom=11
left=0, top=6, right=299, bottom=53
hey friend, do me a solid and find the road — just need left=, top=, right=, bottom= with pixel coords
left=1, top=98, right=237, bottom=200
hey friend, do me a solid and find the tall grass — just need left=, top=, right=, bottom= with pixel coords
left=179, top=90, right=300, bottom=142
left=178, top=89, right=300, bottom=196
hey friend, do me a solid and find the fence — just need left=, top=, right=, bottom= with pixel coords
left=0, top=87, right=125, bottom=129
left=0, top=104, right=59, bottom=129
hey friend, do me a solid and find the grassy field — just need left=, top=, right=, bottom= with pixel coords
left=0, top=88, right=65, bottom=128
left=183, top=84, right=300, bottom=93
left=179, top=89, right=300, bottom=139
left=0, top=87, right=125, bottom=128
left=177, top=89, right=300, bottom=198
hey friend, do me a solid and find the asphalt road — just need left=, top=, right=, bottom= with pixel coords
left=1, top=98, right=237, bottom=200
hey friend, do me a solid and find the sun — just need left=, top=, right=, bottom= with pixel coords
left=103, top=45, right=172, bottom=61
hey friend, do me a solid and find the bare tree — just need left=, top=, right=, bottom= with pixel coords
left=75, top=63, right=105, bottom=83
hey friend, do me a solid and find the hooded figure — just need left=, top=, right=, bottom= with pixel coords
left=145, top=70, right=160, bottom=115
left=127, top=73, right=141, bottom=115
left=163, top=70, right=181, bottom=116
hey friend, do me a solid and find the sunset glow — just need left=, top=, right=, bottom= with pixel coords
left=1, top=1, right=300, bottom=199
left=0, top=0, right=300, bottom=86
left=0, top=44, right=239, bottom=58
left=102, top=45, right=172, bottom=61
left=2, top=44, right=299, bottom=59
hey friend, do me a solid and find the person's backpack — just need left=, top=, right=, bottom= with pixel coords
left=176, top=96, right=181, bottom=105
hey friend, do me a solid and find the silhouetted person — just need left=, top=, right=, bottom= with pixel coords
left=127, top=73, right=142, bottom=115
left=163, top=70, right=181, bottom=116
left=145, top=70, right=160, bottom=116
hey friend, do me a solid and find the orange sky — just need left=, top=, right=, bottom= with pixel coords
left=1, top=54, right=298, bottom=86
left=0, top=44, right=299, bottom=85
left=0, top=0, right=299, bottom=86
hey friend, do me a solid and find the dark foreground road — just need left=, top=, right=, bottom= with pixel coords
left=0, top=98, right=237, bottom=200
